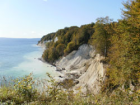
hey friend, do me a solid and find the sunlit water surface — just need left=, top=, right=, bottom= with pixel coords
left=0, top=38, right=58, bottom=80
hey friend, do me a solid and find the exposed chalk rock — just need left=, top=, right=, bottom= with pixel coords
left=55, top=44, right=106, bottom=94
left=74, top=54, right=105, bottom=94
left=56, top=44, right=95, bottom=70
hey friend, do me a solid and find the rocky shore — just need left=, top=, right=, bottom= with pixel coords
left=38, top=42, right=106, bottom=94
left=55, top=44, right=106, bottom=94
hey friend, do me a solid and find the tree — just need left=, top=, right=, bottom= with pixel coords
left=106, top=20, right=131, bottom=89
left=47, top=48, right=58, bottom=62
left=91, top=16, right=112, bottom=57
left=42, top=50, right=49, bottom=61
left=122, top=0, right=140, bottom=87
left=105, top=0, right=140, bottom=91
left=56, top=44, right=65, bottom=56
left=65, top=42, right=76, bottom=54
left=41, top=23, right=95, bottom=63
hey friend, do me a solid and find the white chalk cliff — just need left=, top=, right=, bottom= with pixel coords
left=55, top=44, right=106, bottom=94
left=38, top=37, right=58, bottom=48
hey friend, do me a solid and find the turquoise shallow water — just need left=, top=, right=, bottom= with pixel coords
left=0, top=38, right=57, bottom=79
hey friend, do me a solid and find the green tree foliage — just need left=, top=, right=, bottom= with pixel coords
left=63, top=26, right=79, bottom=45
left=122, top=0, right=140, bottom=86
left=42, top=50, right=49, bottom=61
left=38, top=33, right=55, bottom=44
left=104, top=0, right=140, bottom=92
left=56, top=44, right=66, bottom=56
left=41, top=23, right=94, bottom=63
left=42, top=47, right=58, bottom=63
left=47, top=48, right=58, bottom=62
left=90, top=16, right=112, bottom=57
left=105, top=20, right=131, bottom=90
left=76, top=24, right=94, bottom=45
left=65, top=42, right=76, bottom=54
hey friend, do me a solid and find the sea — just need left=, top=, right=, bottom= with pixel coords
left=0, top=38, right=57, bottom=79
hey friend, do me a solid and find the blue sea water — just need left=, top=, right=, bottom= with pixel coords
left=0, top=38, right=57, bottom=78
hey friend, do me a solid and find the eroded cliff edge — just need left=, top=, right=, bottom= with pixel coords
left=55, top=44, right=106, bottom=94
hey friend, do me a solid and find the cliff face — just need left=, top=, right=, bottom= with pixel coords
left=75, top=54, right=105, bottom=94
left=38, top=38, right=106, bottom=94
left=56, top=44, right=95, bottom=70
left=55, top=44, right=106, bottom=94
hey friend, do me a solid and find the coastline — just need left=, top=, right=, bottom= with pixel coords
left=37, top=43, right=106, bottom=94
left=37, top=54, right=65, bottom=81
left=38, top=57, right=56, bottom=67
left=37, top=43, right=64, bottom=79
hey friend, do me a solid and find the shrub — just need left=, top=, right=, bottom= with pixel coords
left=14, top=73, right=37, bottom=102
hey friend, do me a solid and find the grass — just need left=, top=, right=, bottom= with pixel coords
left=0, top=73, right=140, bottom=105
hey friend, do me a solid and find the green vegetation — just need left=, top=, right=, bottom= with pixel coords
left=104, top=0, right=140, bottom=92
left=41, top=24, right=94, bottom=63
left=0, top=0, right=140, bottom=104
left=90, top=16, right=112, bottom=57
left=38, top=33, right=55, bottom=44
left=1, top=73, right=140, bottom=105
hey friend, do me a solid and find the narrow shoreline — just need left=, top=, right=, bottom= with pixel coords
left=37, top=43, right=61, bottom=69
left=37, top=43, right=65, bottom=80
left=37, top=43, right=82, bottom=85
left=38, top=57, right=56, bottom=67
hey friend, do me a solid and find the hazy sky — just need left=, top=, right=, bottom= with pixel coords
left=0, top=0, right=127, bottom=38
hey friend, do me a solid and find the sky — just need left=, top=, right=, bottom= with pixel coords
left=0, top=0, right=127, bottom=38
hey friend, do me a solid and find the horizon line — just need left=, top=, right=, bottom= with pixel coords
left=0, top=37, right=41, bottom=39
